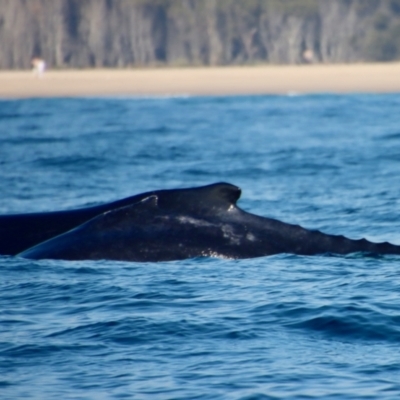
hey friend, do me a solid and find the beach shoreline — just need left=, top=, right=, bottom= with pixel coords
left=1, top=63, right=400, bottom=98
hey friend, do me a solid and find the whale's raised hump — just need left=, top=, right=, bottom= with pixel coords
left=0, top=182, right=241, bottom=256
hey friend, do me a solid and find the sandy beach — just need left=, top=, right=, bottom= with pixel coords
left=1, top=63, right=400, bottom=98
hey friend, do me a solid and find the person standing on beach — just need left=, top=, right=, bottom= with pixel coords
left=31, top=57, right=46, bottom=78
left=302, top=49, right=314, bottom=64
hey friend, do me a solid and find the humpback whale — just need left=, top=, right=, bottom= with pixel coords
left=11, top=182, right=400, bottom=262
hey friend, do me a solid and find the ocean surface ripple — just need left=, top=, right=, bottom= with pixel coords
left=1, top=94, right=400, bottom=399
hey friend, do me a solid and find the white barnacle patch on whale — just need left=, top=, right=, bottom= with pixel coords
left=176, top=216, right=214, bottom=227
left=246, top=232, right=257, bottom=242
left=221, top=224, right=242, bottom=245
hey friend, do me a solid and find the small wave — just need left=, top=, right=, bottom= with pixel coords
left=4, top=136, right=68, bottom=144
left=33, top=155, right=108, bottom=171
left=375, top=132, right=400, bottom=141
left=0, top=343, right=103, bottom=359
left=283, top=304, right=400, bottom=342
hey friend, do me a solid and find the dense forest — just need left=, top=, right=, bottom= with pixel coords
left=1, top=0, right=400, bottom=69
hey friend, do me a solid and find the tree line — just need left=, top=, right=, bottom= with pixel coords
left=1, top=0, right=400, bottom=69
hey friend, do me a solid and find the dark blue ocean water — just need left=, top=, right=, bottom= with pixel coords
left=1, top=94, right=400, bottom=399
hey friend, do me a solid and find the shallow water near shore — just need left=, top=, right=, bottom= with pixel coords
left=1, top=94, right=400, bottom=399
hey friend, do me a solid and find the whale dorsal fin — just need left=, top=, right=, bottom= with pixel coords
left=205, top=182, right=241, bottom=206
left=156, top=182, right=242, bottom=214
